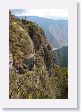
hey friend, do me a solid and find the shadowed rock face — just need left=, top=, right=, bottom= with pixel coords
left=27, top=23, right=54, bottom=75
left=23, top=58, right=35, bottom=71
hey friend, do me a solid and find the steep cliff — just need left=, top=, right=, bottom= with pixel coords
left=9, top=13, right=54, bottom=75
left=9, top=12, right=68, bottom=99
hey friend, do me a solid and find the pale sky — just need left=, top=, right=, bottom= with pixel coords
left=11, top=9, right=68, bottom=19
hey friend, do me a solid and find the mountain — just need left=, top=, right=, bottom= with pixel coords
left=53, top=46, right=68, bottom=67
left=9, top=11, right=68, bottom=99
left=18, top=16, right=68, bottom=49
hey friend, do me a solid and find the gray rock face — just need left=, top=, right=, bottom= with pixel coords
left=23, top=57, right=35, bottom=71
left=9, top=53, right=13, bottom=70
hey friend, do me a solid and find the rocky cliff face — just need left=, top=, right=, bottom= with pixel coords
left=9, top=12, right=68, bottom=99
left=9, top=14, right=54, bottom=76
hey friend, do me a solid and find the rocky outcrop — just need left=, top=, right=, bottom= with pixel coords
left=9, top=52, right=13, bottom=70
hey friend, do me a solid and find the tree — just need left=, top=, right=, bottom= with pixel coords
left=21, top=17, right=26, bottom=25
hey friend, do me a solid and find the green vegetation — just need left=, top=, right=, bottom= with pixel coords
left=9, top=65, right=68, bottom=99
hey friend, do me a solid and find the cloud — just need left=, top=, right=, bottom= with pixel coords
left=10, top=9, right=68, bottom=19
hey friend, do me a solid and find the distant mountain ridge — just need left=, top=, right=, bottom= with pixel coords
left=18, top=16, right=68, bottom=49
